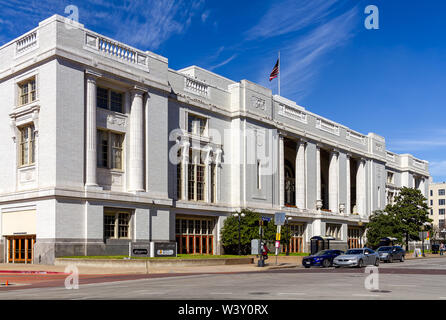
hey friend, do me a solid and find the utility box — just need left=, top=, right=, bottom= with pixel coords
left=251, top=239, right=260, bottom=255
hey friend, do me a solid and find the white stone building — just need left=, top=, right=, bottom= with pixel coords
left=0, top=15, right=430, bottom=264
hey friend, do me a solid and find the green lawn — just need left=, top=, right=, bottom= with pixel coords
left=60, top=254, right=254, bottom=260
left=278, top=252, right=310, bottom=256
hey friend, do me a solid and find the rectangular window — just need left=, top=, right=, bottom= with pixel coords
left=18, top=77, right=36, bottom=106
left=386, top=172, right=394, bottom=184
left=440, top=199, right=445, bottom=206
left=97, top=87, right=124, bottom=113
left=110, top=91, right=123, bottom=113
left=439, top=189, right=445, bottom=196
left=97, top=87, right=109, bottom=109
left=19, top=125, right=35, bottom=166
left=97, top=130, right=124, bottom=170
left=431, top=209, right=434, bottom=215
left=430, top=190, right=433, bottom=197
left=104, top=214, right=116, bottom=239
left=187, top=114, right=207, bottom=136
left=177, top=150, right=182, bottom=200
left=196, top=164, right=205, bottom=201
left=440, top=209, right=445, bottom=215
left=97, top=130, right=109, bottom=168
left=104, top=210, right=131, bottom=240
left=186, top=150, right=209, bottom=202
left=118, top=213, right=130, bottom=238
left=111, top=133, right=123, bottom=170
left=210, top=163, right=216, bottom=203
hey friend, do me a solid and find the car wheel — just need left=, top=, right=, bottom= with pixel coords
left=304, top=265, right=311, bottom=268
left=400, top=255, right=405, bottom=262
left=358, top=259, right=364, bottom=268
left=389, top=256, right=393, bottom=263
left=322, top=259, right=330, bottom=268
left=374, top=257, right=380, bottom=266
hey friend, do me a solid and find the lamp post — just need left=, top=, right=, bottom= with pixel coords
left=358, top=218, right=364, bottom=248
left=233, top=213, right=245, bottom=255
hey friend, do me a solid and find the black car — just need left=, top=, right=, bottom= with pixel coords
left=377, top=245, right=405, bottom=262
left=302, top=249, right=344, bottom=268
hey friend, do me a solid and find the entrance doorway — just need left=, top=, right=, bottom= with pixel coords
left=6, top=235, right=36, bottom=263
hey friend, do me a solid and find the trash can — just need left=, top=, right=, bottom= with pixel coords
left=432, top=244, right=440, bottom=254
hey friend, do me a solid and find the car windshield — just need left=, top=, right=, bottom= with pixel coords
left=345, top=249, right=363, bottom=255
left=314, top=250, right=330, bottom=256
left=378, top=247, right=392, bottom=252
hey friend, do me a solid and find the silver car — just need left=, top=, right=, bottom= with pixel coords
left=333, top=248, right=380, bottom=268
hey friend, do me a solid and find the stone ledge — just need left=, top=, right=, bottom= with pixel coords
left=55, top=257, right=254, bottom=269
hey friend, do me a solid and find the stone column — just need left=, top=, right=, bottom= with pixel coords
left=295, top=140, right=306, bottom=209
left=316, top=145, right=321, bottom=207
left=279, top=135, right=285, bottom=207
left=205, top=147, right=212, bottom=203
left=329, top=149, right=339, bottom=213
left=346, top=154, right=351, bottom=215
left=85, top=71, right=100, bottom=188
left=356, top=158, right=366, bottom=216
left=182, top=142, right=189, bottom=200
left=128, top=87, right=145, bottom=192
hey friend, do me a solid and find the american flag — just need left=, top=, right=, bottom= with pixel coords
left=269, top=58, right=279, bottom=81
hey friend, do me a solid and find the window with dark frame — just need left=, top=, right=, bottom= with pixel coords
left=97, top=87, right=124, bottom=113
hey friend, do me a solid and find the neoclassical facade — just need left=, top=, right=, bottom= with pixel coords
left=0, top=15, right=430, bottom=264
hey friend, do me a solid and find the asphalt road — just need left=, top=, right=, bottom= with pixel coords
left=1, top=257, right=446, bottom=300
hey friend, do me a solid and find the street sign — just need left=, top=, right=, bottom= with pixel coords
left=419, top=231, right=429, bottom=240
left=275, top=212, right=286, bottom=226
left=262, top=216, right=272, bottom=222
left=275, top=241, right=280, bottom=248
left=251, top=239, right=260, bottom=255
left=154, top=242, right=177, bottom=257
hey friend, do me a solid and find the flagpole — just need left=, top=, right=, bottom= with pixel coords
left=278, top=51, right=280, bottom=96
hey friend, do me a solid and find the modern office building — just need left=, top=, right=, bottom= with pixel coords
left=428, top=182, right=446, bottom=232
left=0, top=15, right=430, bottom=264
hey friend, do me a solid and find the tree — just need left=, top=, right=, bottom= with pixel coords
left=220, top=209, right=276, bottom=255
left=383, top=187, right=432, bottom=250
left=365, top=210, right=403, bottom=248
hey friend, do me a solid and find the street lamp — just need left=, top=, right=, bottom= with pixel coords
left=233, top=213, right=245, bottom=255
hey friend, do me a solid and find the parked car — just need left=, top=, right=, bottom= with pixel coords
left=377, top=246, right=405, bottom=262
left=333, top=248, right=380, bottom=268
left=302, top=249, right=344, bottom=268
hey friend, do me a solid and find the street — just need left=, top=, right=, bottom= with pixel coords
left=1, top=257, right=446, bottom=300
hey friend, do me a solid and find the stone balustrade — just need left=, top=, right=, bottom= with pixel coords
left=16, top=31, right=38, bottom=55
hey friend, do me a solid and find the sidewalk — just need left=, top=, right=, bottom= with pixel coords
left=0, top=260, right=296, bottom=275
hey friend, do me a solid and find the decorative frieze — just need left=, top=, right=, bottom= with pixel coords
left=251, top=96, right=266, bottom=111
left=386, top=152, right=395, bottom=162
left=346, top=130, right=366, bottom=145
left=278, top=103, right=307, bottom=124
left=413, top=159, right=426, bottom=170
left=316, top=118, right=340, bottom=136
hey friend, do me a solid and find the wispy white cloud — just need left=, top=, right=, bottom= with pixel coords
left=0, top=0, right=206, bottom=50
left=208, top=54, right=237, bottom=71
left=429, top=161, right=446, bottom=182
left=254, top=5, right=359, bottom=100
left=201, top=10, right=210, bottom=23
left=245, top=0, right=338, bottom=40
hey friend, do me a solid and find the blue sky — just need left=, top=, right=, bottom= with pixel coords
left=1, top=0, right=445, bottom=181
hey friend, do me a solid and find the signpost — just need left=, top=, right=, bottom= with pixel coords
left=274, top=212, right=286, bottom=265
